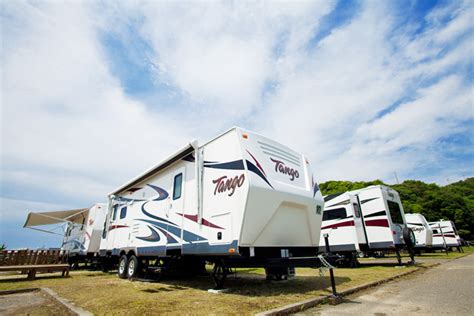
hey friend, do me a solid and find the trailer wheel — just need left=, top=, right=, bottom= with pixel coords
left=118, top=255, right=128, bottom=279
left=127, top=255, right=140, bottom=280
left=71, top=261, right=80, bottom=270
left=212, top=261, right=228, bottom=289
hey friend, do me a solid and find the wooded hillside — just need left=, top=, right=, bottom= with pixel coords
left=319, top=178, right=474, bottom=239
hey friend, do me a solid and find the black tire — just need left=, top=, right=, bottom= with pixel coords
left=101, top=262, right=109, bottom=273
left=127, top=255, right=140, bottom=280
left=403, top=227, right=416, bottom=249
left=71, top=261, right=80, bottom=270
left=118, top=255, right=128, bottom=279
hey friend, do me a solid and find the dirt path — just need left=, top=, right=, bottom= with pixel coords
left=0, top=290, right=73, bottom=315
left=304, top=254, right=474, bottom=315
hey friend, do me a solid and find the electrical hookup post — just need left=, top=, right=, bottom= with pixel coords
left=322, top=233, right=342, bottom=305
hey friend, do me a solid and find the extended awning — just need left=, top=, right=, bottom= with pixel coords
left=110, top=141, right=197, bottom=196
left=24, top=208, right=89, bottom=228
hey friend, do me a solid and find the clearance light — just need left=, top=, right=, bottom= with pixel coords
left=392, top=230, right=397, bottom=235
left=229, top=248, right=236, bottom=253
left=242, top=133, right=248, bottom=139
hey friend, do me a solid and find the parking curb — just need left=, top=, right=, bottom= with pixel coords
left=41, top=287, right=93, bottom=316
left=0, top=287, right=39, bottom=295
left=256, top=264, right=440, bottom=316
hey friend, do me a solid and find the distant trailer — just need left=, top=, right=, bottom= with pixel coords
left=429, top=220, right=461, bottom=250
left=319, top=185, right=416, bottom=266
left=98, top=127, right=324, bottom=287
left=405, top=213, right=433, bottom=251
left=24, top=203, right=107, bottom=266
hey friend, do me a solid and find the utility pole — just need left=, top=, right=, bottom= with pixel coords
left=394, top=172, right=400, bottom=184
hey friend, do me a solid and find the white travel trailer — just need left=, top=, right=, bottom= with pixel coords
left=99, top=127, right=324, bottom=286
left=429, top=220, right=461, bottom=250
left=318, top=192, right=365, bottom=266
left=405, top=213, right=433, bottom=250
left=319, top=185, right=416, bottom=266
left=24, top=203, right=107, bottom=265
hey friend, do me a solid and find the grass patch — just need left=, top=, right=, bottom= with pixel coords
left=0, top=262, right=428, bottom=315
left=416, top=246, right=474, bottom=259
left=358, top=246, right=474, bottom=265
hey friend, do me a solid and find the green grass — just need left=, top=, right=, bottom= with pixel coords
left=0, top=262, right=431, bottom=315
left=416, top=246, right=474, bottom=259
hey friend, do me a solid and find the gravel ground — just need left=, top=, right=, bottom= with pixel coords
left=304, top=254, right=474, bottom=315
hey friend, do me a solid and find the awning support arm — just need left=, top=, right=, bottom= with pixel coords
left=25, top=226, right=64, bottom=236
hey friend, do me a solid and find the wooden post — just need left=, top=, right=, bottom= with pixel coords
left=27, top=268, right=36, bottom=280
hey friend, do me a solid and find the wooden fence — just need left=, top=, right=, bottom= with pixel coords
left=0, top=249, right=67, bottom=266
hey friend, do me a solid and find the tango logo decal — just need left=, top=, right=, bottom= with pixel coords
left=213, top=174, right=245, bottom=196
left=270, top=158, right=300, bottom=181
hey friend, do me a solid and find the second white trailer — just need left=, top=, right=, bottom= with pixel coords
left=405, top=213, right=433, bottom=250
left=319, top=185, right=416, bottom=266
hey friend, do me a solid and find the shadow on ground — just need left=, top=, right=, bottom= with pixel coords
left=150, top=272, right=352, bottom=297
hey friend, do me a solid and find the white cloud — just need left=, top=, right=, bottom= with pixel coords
left=128, top=1, right=335, bottom=122
left=0, top=197, right=68, bottom=223
left=320, top=75, right=472, bottom=182
left=251, top=0, right=473, bottom=182
left=1, top=1, right=193, bottom=204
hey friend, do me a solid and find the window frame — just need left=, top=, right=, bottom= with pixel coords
left=387, top=200, right=404, bottom=224
left=112, top=205, right=118, bottom=221
left=323, top=207, right=347, bottom=221
left=120, top=206, right=127, bottom=219
left=173, top=173, right=183, bottom=200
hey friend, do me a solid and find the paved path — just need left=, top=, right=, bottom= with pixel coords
left=305, top=254, right=474, bottom=315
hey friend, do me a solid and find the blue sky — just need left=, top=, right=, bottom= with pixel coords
left=1, top=0, right=473, bottom=249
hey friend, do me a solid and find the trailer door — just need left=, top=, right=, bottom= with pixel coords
left=351, top=196, right=367, bottom=247
left=169, top=167, right=185, bottom=251
left=358, top=189, right=394, bottom=249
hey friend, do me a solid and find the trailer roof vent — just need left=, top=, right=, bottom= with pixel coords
left=258, top=141, right=301, bottom=167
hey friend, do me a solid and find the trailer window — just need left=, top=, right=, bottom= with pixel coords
left=432, top=229, right=439, bottom=234
left=120, top=206, right=127, bottom=219
left=323, top=208, right=347, bottom=221
left=102, top=219, right=107, bottom=238
left=353, top=203, right=361, bottom=218
left=173, top=173, right=183, bottom=200
left=112, top=205, right=118, bottom=221
left=387, top=200, right=404, bottom=224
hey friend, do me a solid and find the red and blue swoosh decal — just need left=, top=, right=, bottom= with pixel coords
left=246, top=150, right=274, bottom=189
left=136, top=225, right=161, bottom=242
left=115, top=184, right=169, bottom=203
left=201, top=154, right=274, bottom=189
left=204, top=160, right=245, bottom=170
left=176, top=213, right=224, bottom=229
